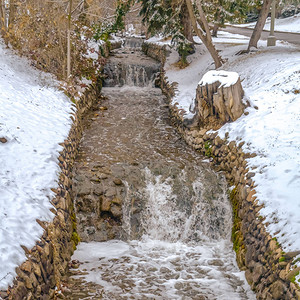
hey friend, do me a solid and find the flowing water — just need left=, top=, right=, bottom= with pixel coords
left=63, top=43, right=255, bottom=299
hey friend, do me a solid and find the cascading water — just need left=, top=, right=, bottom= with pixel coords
left=66, top=41, right=255, bottom=299
left=103, top=39, right=160, bottom=87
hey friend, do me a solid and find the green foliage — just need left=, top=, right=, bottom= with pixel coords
left=203, top=0, right=262, bottom=27
left=71, top=211, right=80, bottom=250
left=204, top=140, right=214, bottom=158
left=139, top=0, right=193, bottom=65
left=290, top=270, right=300, bottom=284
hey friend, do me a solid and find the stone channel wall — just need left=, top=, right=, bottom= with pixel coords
left=143, top=42, right=300, bottom=300
left=1, top=86, right=101, bottom=300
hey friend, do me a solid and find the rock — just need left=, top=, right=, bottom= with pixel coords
left=207, top=259, right=224, bottom=266
left=105, top=187, right=116, bottom=197
left=0, top=137, right=7, bottom=143
left=252, top=262, right=266, bottom=284
left=268, top=239, right=278, bottom=252
left=101, top=197, right=111, bottom=211
left=269, top=280, right=286, bottom=300
left=283, top=251, right=300, bottom=261
left=77, top=181, right=93, bottom=196
left=245, top=244, right=256, bottom=266
left=112, top=197, right=122, bottom=205
left=20, top=261, right=32, bottom=273
left=113, top=178, right=123, bottom=185
left=93, top=185, right=104, bottom=196
left=90, top=175, right=100, bottom=182
left=98, top=173, right=108, bottom=180
left=111, top=204, right=122, bottom=218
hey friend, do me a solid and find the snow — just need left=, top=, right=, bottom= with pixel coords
left=151, top=24, right=300, bottom=279
left=199, top=70, right=239, bottom=88
left=234, top=13, right=300, bottom=33
left=217, top=44, right=300, bottom=254
left=0, top=39, right=73, bottom=289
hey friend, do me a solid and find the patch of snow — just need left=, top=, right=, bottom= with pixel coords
left=84, top=40, right=102, bottom=60
left=146, top=35, right=172, bottom=46
left=199, top=70, right=239, bottom=88
left=0, top=39, right=72, bottom=289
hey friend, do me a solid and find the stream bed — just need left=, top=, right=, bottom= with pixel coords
left=62, top=46, right=255, bottom=299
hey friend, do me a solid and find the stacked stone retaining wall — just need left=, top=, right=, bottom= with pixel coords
left=1, top=85, right=101, bottom=300
left=143, top=42, right=300, bottom=300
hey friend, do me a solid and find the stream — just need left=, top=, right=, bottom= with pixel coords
left=62, top=41, right=255, bottom=299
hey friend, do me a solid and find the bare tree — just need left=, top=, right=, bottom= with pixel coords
left=185, top=0, right=223, bottom=68
left=67, top=0, right=72, bottom=79
left=246, top=0, right=272, bottom=51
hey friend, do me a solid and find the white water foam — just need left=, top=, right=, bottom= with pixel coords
left=71, top=168, right=255, bottom=299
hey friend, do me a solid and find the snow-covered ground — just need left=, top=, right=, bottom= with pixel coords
left=234, top=13, right=300, bottom=33
left=161, top=29, right=300, bottom=279
left=0, top=39, right=73, bottom=289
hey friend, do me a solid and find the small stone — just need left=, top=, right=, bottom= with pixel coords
left=283, top=251, right=300, bottom=261
left=98, top=173, right=108, bottom=180
left=269, top=280, right=286, bottom=300
left=20, top=261, right=32, bottom=273
left=0, top=137, right=7, bottom=143
left=105, top=187, right=116, bottom=197
left=247, top=172, right=255, bottom=179
left=214, top=136, right=223, bottom=147
left=268, top=239, right=278, bottom=252
left=113, top=178, right=123, bottom=185
left=238, top=141, right=245, bottom=148
left=207, top=259, right=224, bottom=266
left=111, top=204, right=122, bottom=218
left=99, top=106, right=108, bottom=111
left=101, top=197, right=111, bottom=211
left=252, top=262, right=266, bottom=284
left=90, top=176, right=100, bottom=182
left=112, top=197, right=122, bottom=205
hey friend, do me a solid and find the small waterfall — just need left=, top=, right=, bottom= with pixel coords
left=122, top=167, right=232, bottom=243
left=103, top=39, right=160, bottom=87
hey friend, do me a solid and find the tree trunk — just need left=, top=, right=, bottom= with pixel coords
left=196, top=71, right=245, bottom=128
left=181, top=2, right=194, bottom=43
left=185, top=0, right=223, bottom=68
left=67, top=0, right=72, bottom=79
left=8, top=0, right=15, bottom=28
left=0, top=0, right=6, bottom=35
left=247, top=0, right=272, bottom=50
left=212, top=11, right=221, bottom=37
left=212, top=23, right=219, bottom=37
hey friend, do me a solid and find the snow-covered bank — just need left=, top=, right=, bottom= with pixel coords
left=0, top=39, right=73, bottom=289
left=234, top=13, right=300, bottom=33
left=162, top=31, right=300, bottom=278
